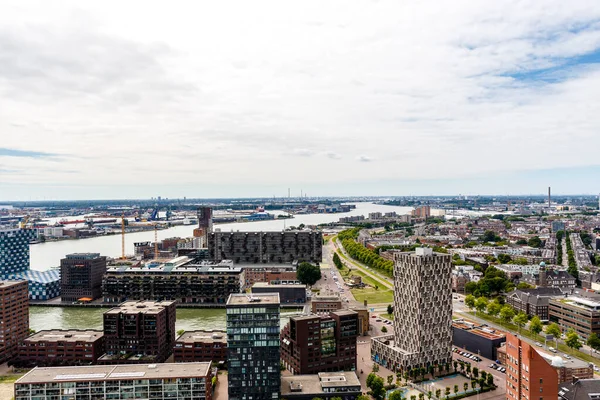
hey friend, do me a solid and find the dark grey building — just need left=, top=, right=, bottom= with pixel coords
left=559, top=379, right=600, bottom=400
left=521, top=265, right=576, bottom=290
left=208, top=231, right=322, bottom=264
left=506, top=287, right=565, bottom=321
left=60, top=253, right=107, bottom=302
left=452, top=320, right=506, bottom=360
left=251, top=283, right=307, bottom=304
left=227, top=293, right=280, bottom=400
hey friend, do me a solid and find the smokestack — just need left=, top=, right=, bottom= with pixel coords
left=548, top=186, right=551, bottom=208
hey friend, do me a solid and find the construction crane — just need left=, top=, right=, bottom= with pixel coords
left=121, top=214, right=126, bottom=260
left=19, top=216, right=30, bottom=229
left=154, top=224, right=159, bottom=260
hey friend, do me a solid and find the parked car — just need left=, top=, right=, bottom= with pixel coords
left=499, top=367, right=506, bottom=373
left=535, top=342, right=542, bottom=347
left=563, top=354, right=572, bottom=359
left=549, top=347, right=557, bottom=353
left=489, top=364, right=496, bottom=369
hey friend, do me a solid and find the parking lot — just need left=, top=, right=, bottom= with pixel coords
left=452, top=345, right=506, bottom=397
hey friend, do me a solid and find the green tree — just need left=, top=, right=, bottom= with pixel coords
left=587, top=333, right=600, bottom=352
left=445, top=387, right=451, bottom=398
left=499, top=305, right=515, bottom=324
left=497, top=253, right=511, bottom=264
left=565, top=328, right=582, bottom=353
left=176, top=329, right=185, bottom=337
left=463, top=383, right=468, bottom=393
left=332, top=252, right=343, bottom=269
left=516, top=239, right=527, bottom=245
left=453, top=385, right=459, bottom=395
left=529, top=316, right=543, bottom=335
left=472, top=367, right=479, bottom=379
left=475, top=297, right=489, bottom=315
left=387, top=375, right=394, bottom=385
left=389, top=391, right=403, bottom=400
left=486, top=374, right=494, bottom=387
left=465, top=294, right=476, bottom=311
left=387, top=304, right=394, bottom=315
left=381, top=326, right=388, bottom=333
left=487, top=300, right=502, bottom=318
left=517, top=282, right=534, bottom=290
left=435, top=389, right=442, bottom=399
left=527, top=236, right=542, bottom=248
left=296, top=262, right=322, bottom=285
left=546, top=323, right=562, bottom=347
left=513, top=312, right=528, bottom=333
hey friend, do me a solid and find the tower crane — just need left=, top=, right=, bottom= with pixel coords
left=121, top=214, right=126, bottom=260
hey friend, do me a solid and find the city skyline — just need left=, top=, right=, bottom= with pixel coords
left=1, top=1, right=600, bottom=199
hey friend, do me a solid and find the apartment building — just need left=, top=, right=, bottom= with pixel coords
left=14, top=362, right=212, bottom=400
left=16, top=330, right=105, bottom=367
left=280, top=310, right=358, bottom=374
left=311, top=294, right=342, bottom=315
left=372, top=248, right=452, bottom=372
left=60, top=253, right=107, bottom=302
left=242, top=264, right=298, bottom=288
left=549, top=296, right=600, bottom=339
left=227, top=293, right=281, bottom=400
left=99, top=301, right=176, bottom=364
left=0, top=280, right=29, bottom=364
left=208, top=231, right=322, bottom=264
left=173, top=330, right=227, bottom=364
left=102, top=259, right=243, bottom=304
left=505, top=333, right=558, bottom=400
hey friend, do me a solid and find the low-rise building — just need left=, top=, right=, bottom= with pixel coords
left=521, top=264, right=576, bottom=290
left=280, top=311, right=358, bottom=375
left=506, top=287, right=565, bottom=321
left=311, top=294, right=342, bottom=315
left=173, top=330, right=226, bottom=365
left=549, top=295, right=600, bottom=339
left=540, top=353, right=594, bottom=383
left=241, top=264, right=298, bottom=288
left=8, top=270, right=61, bottom=300
left=16, top=330, right=105, bottom=367
left=559, top=378, right=600, bottom=400
left=14, top=362, right=213, bottom=400
left=251, top=282, right=307, bottom=304
left=280, top=371, right=362, bottom=400
left=452, top=319, right=506, bottom=360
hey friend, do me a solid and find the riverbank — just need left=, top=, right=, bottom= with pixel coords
left=30, top=297, right=307, bottom=309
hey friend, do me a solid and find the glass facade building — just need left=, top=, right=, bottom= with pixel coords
left=0, top=229, right=36, bottom=278
left=227, top=293, right=280, bottom=400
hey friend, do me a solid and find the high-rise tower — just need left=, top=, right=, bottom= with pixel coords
left=227, top=293, right=280, bottom=400
left=372, top=248, right=452, bottom=372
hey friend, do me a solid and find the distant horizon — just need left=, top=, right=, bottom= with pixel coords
left=1, top=192, right=599, bottom=204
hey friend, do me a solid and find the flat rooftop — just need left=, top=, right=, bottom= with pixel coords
left=105, top=300, right=175, bottom=315
left=25, top=330, right=103, bottom=343
left=16, top=362, right=211, bottom=384
left=252, top=283, right=306, bottom=289
left=227, top=293, right=280, bottom=306
left=452, top=320, right=506, bottom=340
left=0, top=280, right=27, bottom=289
left=280, top=371, right=360, bottom=396
left=176, top=330, right=226, bottom=344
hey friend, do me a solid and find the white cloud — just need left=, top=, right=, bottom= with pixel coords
left=1, top=0, right=600, bottom=199
left=357, top=155, right=372, bottom=162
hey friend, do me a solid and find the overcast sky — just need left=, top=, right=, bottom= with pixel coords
left=1, top=1, right=600, bottom=200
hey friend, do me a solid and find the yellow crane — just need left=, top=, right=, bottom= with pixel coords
left=154, top=224, right=159, bottom=260
left=121, top=214, right=126, bottom=260
left=19, top=216, right=30, bottom=229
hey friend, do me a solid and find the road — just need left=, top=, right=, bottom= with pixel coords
left=330, top=237, right=393, bottom=290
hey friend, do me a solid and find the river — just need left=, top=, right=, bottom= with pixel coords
left=30, top=202, right=412, bottom=270
left=29, top=307, right=302, bottom=332
left=28, top=202, right=411, bottom=331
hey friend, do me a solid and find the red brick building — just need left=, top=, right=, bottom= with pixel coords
left=173, top=330, right=227, bottom=364
left=16, top=330, right=105, bottom=367
left=506, top=333, right=558, bottom=400
left=281, top=310, right=358, bottom=374
left=0, top=281, right=29, bottom=364
left=99, top=300, right=176, bottom=364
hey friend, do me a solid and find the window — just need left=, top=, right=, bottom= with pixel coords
left=539, top=379, right=543, bottom=384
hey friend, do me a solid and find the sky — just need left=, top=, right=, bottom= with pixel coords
left=1, top=1, right=600, bottom=200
